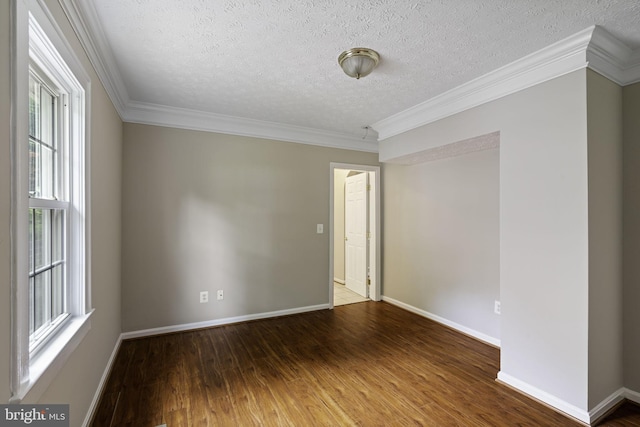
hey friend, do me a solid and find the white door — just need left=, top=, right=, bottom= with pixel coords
left=345, top=172, right=368, bottom=297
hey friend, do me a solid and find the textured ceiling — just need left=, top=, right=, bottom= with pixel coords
left=87, top=0, right=640, bottom=143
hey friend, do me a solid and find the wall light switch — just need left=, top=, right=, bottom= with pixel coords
left=317, top=224, right=323, bottom=234
left=217, top=290, right=224, bottom=300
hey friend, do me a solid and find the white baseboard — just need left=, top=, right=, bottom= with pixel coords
left=498, top=371, right=640, bottom=425
left=333, top=278, right=345, bottom=285
left=82, top=334, right=123, bottom=427
left=381, top=295, right=500, bottom=347
left=588, top=388, right=627, bottom=424
left=496, top=373, right=640, bottom=425
left=121, top=303, right=330, bottom=340
left=623, top=388, right=640, bottom=404
left=497, top=371, right=590, bottom=424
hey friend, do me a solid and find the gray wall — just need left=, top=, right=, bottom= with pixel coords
left=1, top=1, right=123, bottom=425
left=121, top=123, right=378, bottom=332
left=380, top=70, right=593, bottom=411
left=586, top=70, right=624, bottom=408
left=382, top=148, right=500, bottom=340
left=623, top=81, right=640, bottom=393
left=379, top=68, right=640, bottom=413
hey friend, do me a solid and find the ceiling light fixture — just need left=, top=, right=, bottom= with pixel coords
left=338, top=48, right=380, bottom=79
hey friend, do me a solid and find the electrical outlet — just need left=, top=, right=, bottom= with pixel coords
left=200, top=291, right=209, bottom=303
left=217, top=290, right=224, bottom=300
left=494, top=300, right=501, bottom=315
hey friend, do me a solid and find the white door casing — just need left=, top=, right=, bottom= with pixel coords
left=345, top=172, right=368, bottom=298
left=368, top=170, right=376, bottom=299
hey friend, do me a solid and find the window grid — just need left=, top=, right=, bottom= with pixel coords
left=29, top=70, right=61, bottom=200
left=28, top=71, right=69, bottom=353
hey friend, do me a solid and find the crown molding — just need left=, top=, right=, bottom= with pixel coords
left=59, top=0, right=379, bottom=152
left=59, top=2, right=640, bottom=147
left=58, top=0, right=129, bottom=116
left=586, top=25, right=637, bottom=86
left=125, top=101, right=379, bottom=152
left=372, top=27, right=596, bottom=141
left=373, top=25, right=640, bottom=141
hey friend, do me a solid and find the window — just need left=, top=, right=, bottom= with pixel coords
left=28, top=67, right=70, bottom=353
left=11, top=0, right=92, bottom=403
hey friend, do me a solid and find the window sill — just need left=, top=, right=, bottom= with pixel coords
left=11, top=310, right=94, bottom=404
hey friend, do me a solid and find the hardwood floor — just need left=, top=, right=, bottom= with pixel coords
left=91, top=301, right=640, bottom=426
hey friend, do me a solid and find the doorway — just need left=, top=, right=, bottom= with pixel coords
left=329, top=163, right=381, bottom=308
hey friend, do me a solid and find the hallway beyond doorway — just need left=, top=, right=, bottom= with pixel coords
left=333, top=282, right=368, bottom=306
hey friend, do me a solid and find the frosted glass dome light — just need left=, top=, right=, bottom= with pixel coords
left=338, top=48, right=380, bottom=79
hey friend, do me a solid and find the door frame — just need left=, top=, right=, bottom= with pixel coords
left=329, top=163, right=381, bottom=308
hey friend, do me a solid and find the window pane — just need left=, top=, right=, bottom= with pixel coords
left=33, top=208, right=41, bottom=268
left=28, top=75, right=58, bottom=200
left=29, top=76, right=41, bottom=198
left=33, top=208, right=52, bottom=270
left=52, top=265, right=64, bottom=319
left=40, top=88, right=56, bottom=199
left=29, top=137, right=38, bottom=197
left=40, top=145, right=54, bottom=199
left=29, top=209, right=34, bottom=274
left=33, top=271, right=50, bottom=332
left=52, top=209, right=65, bottom=263
left=40, top=88, right=54, bottom=146
left=29, top=76, right=39, bottom=141
left=29, top=277, right=34, bottom=334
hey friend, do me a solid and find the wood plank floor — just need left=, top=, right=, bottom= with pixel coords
left=91, top=301, right=640, bottom=426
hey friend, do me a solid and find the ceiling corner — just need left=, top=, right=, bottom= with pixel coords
left=586, top=25, right=637, bottom=85
left=623, top=51, right=640, bottom=85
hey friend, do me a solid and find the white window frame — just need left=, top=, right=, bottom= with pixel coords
left=10, top=0, right=92, bottom=403
left=28, top=63, right=70, bottom=355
